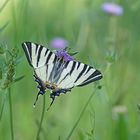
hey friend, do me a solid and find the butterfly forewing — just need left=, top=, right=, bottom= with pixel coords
left=22, top=42, right=56, bottom=68
left=56, top=61, right=102, bottom=89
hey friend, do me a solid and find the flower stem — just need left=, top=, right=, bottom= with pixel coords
left=66, top=88, right=97, bottom=140
left=0, top=93, right=6, bottom=122
left=8, top=87, right=14, bottom=140
left=36, top=95, right=46, bottom=140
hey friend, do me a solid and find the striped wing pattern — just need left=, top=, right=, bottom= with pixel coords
left=22, top=42, right=57, bottom=68
left=22, top=42, right=102, bottom=90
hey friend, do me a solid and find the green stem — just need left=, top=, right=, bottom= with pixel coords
left=8, top=87, right=14, bottom=140
left=0, top=93, right=6, bottom=122
left=36, top=95, right=46, bottom=140
left=66, top=88, right=97, bottom=140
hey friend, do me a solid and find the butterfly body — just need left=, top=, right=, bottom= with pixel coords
left=22, top=42, right=102, bottom=107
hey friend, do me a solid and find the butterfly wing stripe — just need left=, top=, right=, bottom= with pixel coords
left=61, top=62, right=81, bottom=88
left=53, top=56, right=57, bottom=63
left=74, top=64, right=88, bottom=83
left=69, top=63, right=90, bottom=86
left=44, top=48, right=49, bottom=56
left=85, top=66, right=92, bottom=74
left=77, top=73, right=102, bottom=87
left=22, top=42, right=57, bottom=68
left=57, top=61, right=74, bottom=88
left=83, top=69, right=101, bottom=83
left=35, top=44, right=39, bottom=54
left=69, top=61, right=76, bottom=75
left=78, top=70, right=102, bottom=86
left=34, top=66, right=47, bottom=83
left=58, top=75, right=74, bottom=89
left=77, top=62, right=81, bottom=69
left=49, top=60, right=65, bottom=83
left=74, top=67, right=96, bottom=86
left=58, top=73, right=69, bottom=84
left=45, top=51, right=53, bottom=64
left=56, top=61, right=70, bottom=84
left=37, top=45, right=43, bottom=67
left=36, top=45, right=54, bottom=67
left=31, top=43, right=38, bottom=65
left=22, top=42, right=32, bottom=67
left=46, top=64, right=54, bottom=82
left=58, top=61, right=87, bottom=88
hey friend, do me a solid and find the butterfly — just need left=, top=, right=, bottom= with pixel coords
left=22, top=42, right=103, bottom=109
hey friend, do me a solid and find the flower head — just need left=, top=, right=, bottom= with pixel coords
left=50, top=37, right=68, bottom=49
left=101, top=3, right=123, bottom=16
left=55, top=50, right=73, bottom=61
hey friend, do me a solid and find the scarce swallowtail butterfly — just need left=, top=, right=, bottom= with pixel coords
left=22, top=42, right=103, bottom=109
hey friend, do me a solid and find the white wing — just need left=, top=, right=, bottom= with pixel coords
left=56, top=61, right=102, bottom=89
left=22, top=42, right=57, bottom=83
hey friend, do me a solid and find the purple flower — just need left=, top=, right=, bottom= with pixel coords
left=50, top=37, right=68, bottom=49
left=55, top=50, right=73, bottom=61
left=101, top=3, right=123, bottom=16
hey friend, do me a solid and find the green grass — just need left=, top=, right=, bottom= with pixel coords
left=0, top=0, right=140, bottom=140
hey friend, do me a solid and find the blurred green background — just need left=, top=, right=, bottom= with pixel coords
left=0, top=0, right=140, bottom=140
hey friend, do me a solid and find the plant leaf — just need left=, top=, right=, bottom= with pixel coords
left=13, top=75, right=25, bottom=83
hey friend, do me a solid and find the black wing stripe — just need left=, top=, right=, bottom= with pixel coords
left=74, top=64, right=87, bottom=83
left=57, top=59, right=63, bottom=69
left=22, top=42, right=32, bottom=67
left=26, top=42, right=32, bottom=61
left=46, top=51, right=53, bottom=64
left=70, top=61, right=76, bottom=75
left=85, top=66, right=92, bottom=74
left=37, top=45, right=43, bottom=67
left=77, top=74, right=102, bottom=87
left=56, top=61, right=73, bottom=85
left=78, top=70, right=102, bottom=86
left=44, top=49, right=48, bottom=56
left=65, top=61, right=70, bottom=68
left=77, top=62, right=80, bottom=69
left=35, top=45, right=39, bottom=54
left=53, top=55, right=57, bottom=63
left=84, top=70, right=101, bottom=82
left=59, top=73, right=69, bottom=83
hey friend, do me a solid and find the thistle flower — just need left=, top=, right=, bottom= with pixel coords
left=50, top=37, right=69, bottom=49
left=101, top=3, right=123, bottom=16
left=55, top=50, right=73, bottom=61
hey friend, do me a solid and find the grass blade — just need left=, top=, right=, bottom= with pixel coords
left=0, top=93, right=6, bottom=122
left=36, top=95, right=46, bottom=140
left=8, top=87, right=14, bottom=140
left=66, top=88, right=97, bottom=140
left=0, top=22, right=9, bottom=32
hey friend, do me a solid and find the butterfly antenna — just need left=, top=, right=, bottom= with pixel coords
left=64, top=47, right=70, bottom=51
